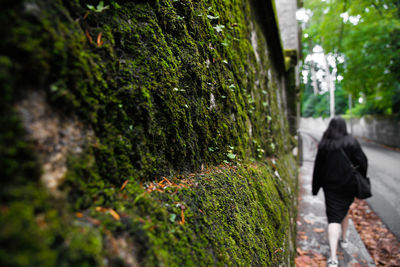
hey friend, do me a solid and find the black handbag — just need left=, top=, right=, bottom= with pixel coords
left=340, top=149, right=372, bottom=199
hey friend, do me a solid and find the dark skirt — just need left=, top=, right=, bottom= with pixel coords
left=323, top=186, right=355, bottom=223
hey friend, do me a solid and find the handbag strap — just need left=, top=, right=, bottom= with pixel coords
left=340, top=148, right=355, bottom=170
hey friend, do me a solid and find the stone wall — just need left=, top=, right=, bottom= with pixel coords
left=0, top=0, right=298, bottom=266
left=300, top=117, right=400, bottom=149
left=299, top=117, right=330, bottom=133
left=351, top=117, right=400, bottom=148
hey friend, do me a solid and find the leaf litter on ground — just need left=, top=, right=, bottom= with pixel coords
left=349, top=199, right=400, bottom=267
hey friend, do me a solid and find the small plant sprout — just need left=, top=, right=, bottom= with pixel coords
left=213, top=24, right=225, bottom=33
left=256, top=147, right=265, bottom=159
left=169, top=213, right=177, bottom=222
left=87, top=1, right=109, bottom=13
left=221, top=39, right=230, bottom=47
left=207, top=15, right=220, bottom=20
left=270, top=143, right=276, bottom=151
left=226, top=146, right=236, bottom=160
left=111, top=1, right=121, bottom=9
left=50, top=84, right=58, bottom=92
left=227, top=153, right=236, bottom=160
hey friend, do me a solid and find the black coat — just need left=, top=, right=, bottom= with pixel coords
left=312, top=135, right=368, bottom=196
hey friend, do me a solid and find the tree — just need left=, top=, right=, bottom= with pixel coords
left=300, top=0, right=400, bottom=117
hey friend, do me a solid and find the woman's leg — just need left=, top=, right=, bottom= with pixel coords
left=328, top=223, right=341, bottom=261
left=341, top=213, right=350, bottom=241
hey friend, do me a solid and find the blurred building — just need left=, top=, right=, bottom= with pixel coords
left=275, top=0, right=301, bottom=135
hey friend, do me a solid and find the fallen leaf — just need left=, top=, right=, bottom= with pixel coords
left=85, top=29, right=93, bottom=44
left=163, top=177, right=173, bottom=186
left=97, top=32, right=104, bottom=47
left=349, top=198, right=400, bottom=266
left=313, top=228, right=325, bottom=233
left=378, top=258, right=389, bottom=265
left=120, top=179, right=129, bottom=191
left=108, top=208, right=120, bottom=221
left=86, top=216, right=101, bottom=225
left=0, top=206, right=9, bottom=214
left=295, top=255, right=312, bottom=266
left=179, top=208, right=185, bottom=225
left=148, top=225, right=157, bottom=231
left=83, top=11, right=90, bottom=20
left=296, top=247, right=306, bottom=256
left=96, top=206, right=108, bottom=212
left=381, top=243, right=391, bottom=254
left=299, top=234, right=308, bottom=241
left=304, top=219, right=313, bottom=224
left=95, top=206, right=120, bottom=221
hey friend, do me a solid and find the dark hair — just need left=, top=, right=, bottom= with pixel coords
left=319, top=117, right=349, bottom=150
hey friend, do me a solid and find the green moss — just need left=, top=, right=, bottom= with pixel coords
left=1, top=0, right=297, bottom=265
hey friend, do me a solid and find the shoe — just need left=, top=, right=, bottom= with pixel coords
left=339, top=239, right=348, bottom=248
left=327, top=259, right=338, bottom=267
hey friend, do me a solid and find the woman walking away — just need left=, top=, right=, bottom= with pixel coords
left=312, top=117, right=368, bottom=267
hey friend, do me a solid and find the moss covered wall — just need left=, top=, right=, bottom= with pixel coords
left=1, top=0, right=298, bottom=266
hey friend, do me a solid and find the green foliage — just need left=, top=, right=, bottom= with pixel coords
left=301, top=87, right=349, bottom=118
left=302, top=0, right=400, bottom=117
left=334, top=86, right=349, bottom=115
left=87, top=1, right=109, bottom=13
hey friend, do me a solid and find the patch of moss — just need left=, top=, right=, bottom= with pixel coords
left=1, top=0, right=297, bottom=265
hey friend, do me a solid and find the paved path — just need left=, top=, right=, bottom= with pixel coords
left=297, top=131, right=375, bottom=266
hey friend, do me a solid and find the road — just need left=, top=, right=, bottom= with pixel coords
left=361, top=141, right=400, bottom=240
left=299, top=129, right=400, bottom=240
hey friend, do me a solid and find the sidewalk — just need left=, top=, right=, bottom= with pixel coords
left=296, top=131, right=375, bottom=266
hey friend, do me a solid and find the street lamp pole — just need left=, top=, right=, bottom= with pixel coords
left=330, top=84, right=335, bottom=118
left=348, top=94, right=353, bottom=134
